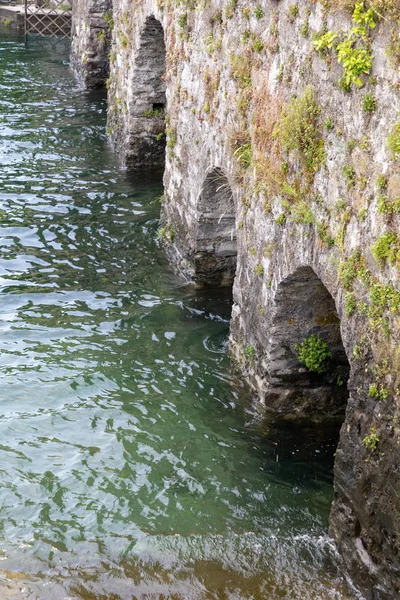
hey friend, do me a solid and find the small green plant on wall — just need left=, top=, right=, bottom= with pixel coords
left=362, top=426, right=379, bottom=452
left=368, top=383, right=389, bottom=400
left=371, top=231, right=399, bottom=266
left=142, top=107, right=165, bottom=118
left=363, top=93, right=377, bottom=112
left=295, top=334, right=331, bottom=373
left=254, top=5, right=263, bottom=19
left=177, top=13, right=187, bottom=28
left=312, top=1, right=376, bottom=89
left=273, top=86, right=325, bottom=176
left=244, top=344, right=255, bottom=358
left=234, top=141, right=252, bottom=169
left=254, top=263, right=264, bottom=277
left=103, top=11, right=114, bottom=31
left=157, top=224, right=174, bottom=243
left=388, top=120, right=400, bottom=159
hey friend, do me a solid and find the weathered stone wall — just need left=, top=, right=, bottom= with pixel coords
left=106, top=1, right=167, bottom=168
left=72, top=0, right=400, bottom=597
left=71, top=0, right=112, bottom=87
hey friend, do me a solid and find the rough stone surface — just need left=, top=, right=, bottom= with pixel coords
left=187, top=167, right=237, bottom=286
left=70, top=0, right=112, bottom=88
left=106, top=8, right=167, bottom=168
left=71, top=0, right=400, bottom=597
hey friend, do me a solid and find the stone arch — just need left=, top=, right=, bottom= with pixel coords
left=193, top=168, right=237, bottom=287
left=126, top=15, right=166, bottom=169
left=267, top=266, right=350, bottom=417
left=71, top=0, right=113, bottom=88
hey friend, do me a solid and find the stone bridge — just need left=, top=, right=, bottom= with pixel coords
left=71, top=0, right=400, bottom=597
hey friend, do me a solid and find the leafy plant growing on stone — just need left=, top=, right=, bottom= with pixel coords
left=324, top=117, right=334, bottom=131
left=388, top=120, right=400, bottom=159
left=362, top=426, right=379, bottom=451
left=288, top=4, right=299, bottom=21
left=254, top=5, right=263, bottom=19
left=312, top=2, right=375, bottom=89
left=244, top=344, right=255, bottom=358
left=234, top=141, right=252, bottom=169
left=371, top=232, right=399, bottom=266
left=177, top=13, right=187, bottom=28
left=337, top=1, right=376, bottom=88
left=253, top=38, right=264, bottom=53
left=312, top=31, right=338, bottom=55
left=295, top=334, right=331, bottom=373
left=275, top=213, right=286, bottom=225
left=337, top=39, right=373, bottom=88
left=254, top=263, right=264, bottom=277
left=142, top=107, right=165, bottom=118
left=343, top=164, right=356, bottom=187
left=157, top=224, right=174, bottom=243
left=103, top=11, right=114, bottom=31
left=368, top=383, right=389, bottom=399
left=363, top=93, right=377, bottom=112
left=273, top=86, right=325, bottom=176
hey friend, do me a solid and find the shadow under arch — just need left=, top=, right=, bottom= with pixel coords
left=193, top=167, right=237, bottom=287
left=266, top=266, right=350, bottom=418
left=126, top=14, right=166, bottom=169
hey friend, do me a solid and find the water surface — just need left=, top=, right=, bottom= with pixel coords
left=0, top=29, right=352, bottom=599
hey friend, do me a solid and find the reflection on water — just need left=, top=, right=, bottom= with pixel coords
left=0, top=30, right=352, bottom=598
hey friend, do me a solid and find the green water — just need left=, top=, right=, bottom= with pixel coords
left=0, top=30, right=352, bottom=599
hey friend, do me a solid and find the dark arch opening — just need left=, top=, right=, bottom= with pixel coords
left=267, top=266, right=350, bottom=418
left=126, top=15, right=166, bottom=169
left=193, top=168, right=237, bottom=287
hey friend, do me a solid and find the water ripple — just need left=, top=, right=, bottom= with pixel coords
left=0, top=29, right=353, bottom=599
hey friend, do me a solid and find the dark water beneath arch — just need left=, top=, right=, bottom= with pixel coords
left=0, top=29, right=353, bottom=599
